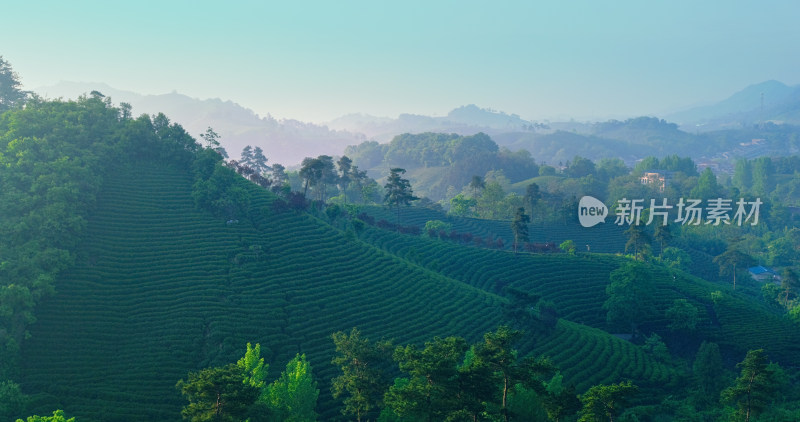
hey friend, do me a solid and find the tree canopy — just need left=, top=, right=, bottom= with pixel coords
left=384, top=168, right=418, bottom=224
left=0, top=56, right=28, bottom=112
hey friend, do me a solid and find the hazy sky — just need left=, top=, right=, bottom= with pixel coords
left=4, top=0, right=799, bottom=123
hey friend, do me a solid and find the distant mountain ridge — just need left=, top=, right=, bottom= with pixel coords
left=326, top=104, right=542, bottom=141
left=35, top=81, right=365, bottom=166
left=666, top=80, right=800, bottom=129
left=36, top=83, right=545, bottom=165
left=36, top=80, right=800, bottom=168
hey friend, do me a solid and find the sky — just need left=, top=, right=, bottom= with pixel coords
left=3, top=0, right=800, bottom=123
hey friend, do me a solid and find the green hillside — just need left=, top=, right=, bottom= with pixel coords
left=4, top=96, right=798, bottom=421
left=359, top=225, right=800, bottom=367
left=19, top=157, right=688, bottom=421
left=19, top=160, right=507, bottom=420
left=358, top=204, right=628, bottom=254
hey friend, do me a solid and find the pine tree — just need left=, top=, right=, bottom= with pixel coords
left=251, top=146, right=269, bottom=176
left=240, top=145, right=254, bottom=168
left=337, top=156, right=353, bottom=203
left=384, top=168, right=418, bottom=225
left=511, top=207, right=530, bottom=254
left=721, top=349, right=780, bottom=422
left=0, top=56, right=28, bottom=112
left=331, top=328, right=393, bottom=422
left=176, top=364, right=259, bottom=422
left=578, top=381, right=638, bottom=422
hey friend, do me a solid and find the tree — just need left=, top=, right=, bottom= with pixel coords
left=510, top=207, right=530, bottom=254
left=476, top=181, right=507, bottom=219
left=317, top=155, right=338, bottom=202
left=469, top=175, right=485, bottom=198
left=690, top=168, right=721, bottom=199
left=721, top=349, right=780, bottom=422
left=449, top=194, right=476, bottom=217
left=383, top=168, right=417, bottom=225
left=662, top=246, right=692, bottom=271
left=337, top=156, right=353, bottom=204
left=331, top=328, right=393, bottom=422
left=693, top=341, right=724, bottom=400
left=251, top=146, right=269, bottom=176
left=1, top=379, right=26, bottom=421
left=751, top=157, right=775, bottom=196
left=240, top=146, right=254, bottom=168
left=624, top=223, right=650, bottom=260
left=713, top=247, right=755, bottom=290
left=642, top=333, right=670, bottom=362
left=578, top=381, right=638, bottom=422
left=524, top=183, right=541, bottom=222
left=542, top=372, right=581, bottom=422
left=237, top=342, right=268, bottom=391
left=596, top=158, right=629, bottom=182
left=566, top=156, right=596, bottom=178
left=559, top=240, right=576, bottom=255
left=200, top=127, right=228, bottom=159
left=271, top=164, right=288, bottom=189
left=475, top=328, right=521, bottom=421
left=424, top=220, right=451, bottom=238
left=665, top=298, right=699, bottom=332
left=733, top=159, right=753, bottom=192
left=15, top=410, right=75, bottom=422
left=653, top=223, right=672, bottom=257
left=0, top=56, right=28, bottom=112
left=502, top=287, right=542, bottom=329
left=192, top=165, right=251, bottom=219
left=265, top=354, right=319, bottom=422
left=299, top=157, right=323, bottom=198
left=176, top=363, right=259, bottom=422
left=349, top=166, right=370, bottom=203
left=603, top=262, right=654, bottom=335
left=780, top=268, right=798, bottom=305
left=385, top=336, right=468, bottom=421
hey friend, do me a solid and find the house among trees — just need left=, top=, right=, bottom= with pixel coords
left=640, top=171, right=667, bottom=192
left=748, top=265, right=780, bottom=282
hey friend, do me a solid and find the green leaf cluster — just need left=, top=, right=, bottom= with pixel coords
left=179, top=343, right=319, bottom=422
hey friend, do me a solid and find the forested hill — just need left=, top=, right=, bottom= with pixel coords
left=3, top=96, right=800, bottom=421
left=1, top=97, right=681, bottom=420
left=0, top=96, right=505, bottom=419
left=344, top=132, right=538, bottom=200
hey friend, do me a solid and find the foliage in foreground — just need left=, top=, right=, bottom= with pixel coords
left=177, top=343, right=319, bottom=422
left=15, top=410, right=75, bottom=422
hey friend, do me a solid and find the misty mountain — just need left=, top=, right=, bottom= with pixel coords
left=35, top=81, right=365, bottom=166
left=666, top=80, right=800, bottom=130
left=326, top=104, right=542, bottom=141
left=34, top=80, right=800, bottom=170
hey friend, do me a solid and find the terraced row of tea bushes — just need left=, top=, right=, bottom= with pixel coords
left=20, top=161, right=508, bottom=421
left=358, top=204, right=629, bottom=254
left=363, top=227, right=629, bottom=326
left=522, top=319, right=679, bottom=392
left=708, top=291, right=800, bottom=364
left=360, top=226, right=800, bottom=368
left=355, top=228, right=688, bottom=390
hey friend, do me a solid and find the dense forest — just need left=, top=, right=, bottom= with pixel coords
left=1, top=56, right=800, bottom=421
